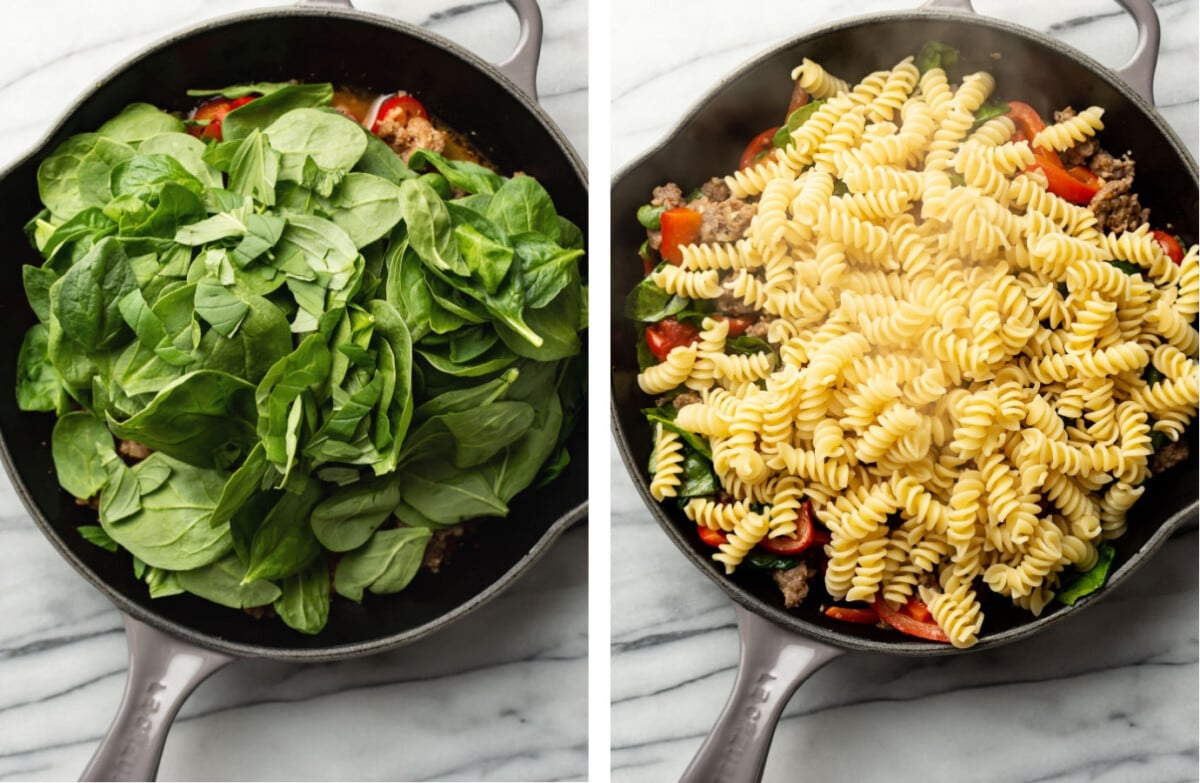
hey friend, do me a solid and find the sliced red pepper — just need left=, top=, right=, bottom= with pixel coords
left=759, top=499, right=815, bottom=555
left=902, top=596, right=933, bottom=623
left=715, top=315, right=755, bottom=337
left=644, top=317, right=700, bottom=362
left=1067, top=166, right=1103, bottom=189
left=1152, top=230, right=1185, bottom=265
left=188, top=95, right=255, bottom=141
left=1007, top=100, right=1046, bottom=143
left=739, top=127, right=781, bottom=171
left=825, top=605, right=879, bottom=624
left=1028, top=148, right=1099, bottom=205
left=811, top=527, right=831, bottom=547
left=371, top=93, right=428, bottom=134
left=871, top=596, right=950, bottom=643
left=697, top=524, right=727, bottom=548
left=659, top=207, right=703, bottom=265
left=1007, top=102, right=1100, bottom=204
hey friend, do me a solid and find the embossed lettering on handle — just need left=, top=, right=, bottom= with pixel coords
left=681, top=606, right=843, bottom=783
left=80, top=615, right=234, bottom=782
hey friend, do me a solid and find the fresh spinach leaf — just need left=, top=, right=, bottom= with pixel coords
left=107, top=370, right=257, bottom=468
left=1057, top=544, right=1116, bottom=605
left=99, top=453, right=232, bottom=570
left=221, top=83, right=335, bottom=141
left=274, top=557, right=330, bottom=634
left=96, top=103, right=185, bottom=144
left=243, top=477, right=324, bottom=583
left=177, top=551, right=281, bottom=608
left=310, top=476, right=401, bottom=552
left=78, top=524, right=119, bottom=553
left=52, top=411, right=116, bottom=499
left=333, top=526, right=431, bottom=601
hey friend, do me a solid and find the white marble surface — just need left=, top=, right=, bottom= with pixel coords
left=0, top=1, right=587, bottom=781
left=611, top=1, right=1199, bottom=782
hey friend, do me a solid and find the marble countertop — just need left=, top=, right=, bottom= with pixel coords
left=610, top=1, right=1199, bottom=782
left=0, top=1, right=587, bottom=781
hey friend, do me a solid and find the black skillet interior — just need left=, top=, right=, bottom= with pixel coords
left=611, top=12, right=1198, bottom=655
left=0, top=8, right=588, bottom=659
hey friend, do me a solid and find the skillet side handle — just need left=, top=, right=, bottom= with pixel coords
left=80, top=614, right=234, bottom=782
left=680, top=605, right=843, bottom=783
left=495, top=0, right=544, bottom=102
left=1110, top=0, right=1160, bottom=104
left=920, top=0, right=1160, bottom=104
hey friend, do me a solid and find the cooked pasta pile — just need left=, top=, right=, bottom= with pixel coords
left=637, top=54, right=1199, bottom=647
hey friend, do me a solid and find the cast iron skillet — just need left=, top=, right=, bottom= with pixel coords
left=0, top=0, right=587, bottom=779
left=610, top=0, right=1197, bottom=779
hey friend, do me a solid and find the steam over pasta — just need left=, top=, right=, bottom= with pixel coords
left=635, top=54, right=1198, bottom=648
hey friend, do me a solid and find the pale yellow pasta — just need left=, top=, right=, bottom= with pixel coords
left=633, top=50, right=1198, bottom=650
left=637, top=343, right=696, bottom=395
left=649, top=425, right=685, bottom=501
left=791, top=57, right=850, bottom=98
left=1033, top=106, right=1104, bottom=151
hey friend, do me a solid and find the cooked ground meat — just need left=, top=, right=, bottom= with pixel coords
left=699, top=177, right=732, bottom=202
left=377, top=115, right=446, bottom=163
left=422, top=525, right=465, bottom=573
left=1089, top=150, right=1136, bottom=183
left=716, top=278, right=761, bottom=316
left=1151, top=441, right=1190, bottom=474
left=690, top=195, right=757, bottom=244
left=1059, top=137, right=1099, bottom=168
left=244, top=605, right=275, bottom=620
left=773, top=561, right=815, bottom=608
left=672, top=391, right=702, bottom=410
left=75, top=495, right=99, bottom=511
left=1088, top=178, right=1149, bottom=234
left=744, top=318, right=772, bottom=339
left=118, top=440, right=152, bottom=461
left=651, top=183, right=686, bottom=210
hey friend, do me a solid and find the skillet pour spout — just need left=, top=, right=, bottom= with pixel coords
left=610, top=0, right=1196, bottom=781
left=0, top=0, right=587, bottom=780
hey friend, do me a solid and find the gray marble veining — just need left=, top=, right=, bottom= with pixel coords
left=0, top=1, right=587, bottom=781
left=611, top=1, right=1198, bottom=781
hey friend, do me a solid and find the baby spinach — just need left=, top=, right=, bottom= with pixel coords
left=334, top=526, right=431, bottom=601
left=177, top=551, right=281, bottom=609
left=99, top=453, right=232, bottom=570
left=51, top=411, right=117, bottom=499
left=274, top=557, right=330, bottom=634
left=1057, top=544, right=1116, bottom=605
left=310, top=476, right=401, bottom=552
left=22, top=92, right=584, bottom=634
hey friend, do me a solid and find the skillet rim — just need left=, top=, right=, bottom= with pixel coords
left=0, top=3, right=589, bottom=661
left=610, top=7, right=1199, bottom=656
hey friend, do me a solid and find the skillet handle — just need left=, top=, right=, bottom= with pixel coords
left=495, top=0, right=544, bottom=102
left=79, top=614, right=234, bottom=782
left=680, top=605, right=843, bottom=783
left=293, top=0, right=543, bottom=101
left=919, top=0, right=1160, bottom=103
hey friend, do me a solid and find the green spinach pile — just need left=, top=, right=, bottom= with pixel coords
left=16, top=83, right=586, bottom=633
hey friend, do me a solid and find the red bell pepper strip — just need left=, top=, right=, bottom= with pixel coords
left=759, top=499, right=815, bottom=555
left=1152, top=230, right=1185, bottom=265
left=697, top=524, right=727, bottom=548
left=714, top=315, right=755, bottom=337
left=871, top=596, right=950, bottom=643
left=1030, top=150, right=1100, bottom=205
left=187, top=95, right=256, bottom=141
left=902, top=596, right=934, bottom=623
left=644, top=317, right=700, bottom=362
left=370, top=93, right=428, bottom=134
left=825, top=605, right=879, bottom=624
left=739, top=127, right=781, bottom=170
left=1007, top=101, right=1046, bottom=142
left=1007, top=102, right=1100, bottom=204
left=659, top=207, right=703, bottom=265
left=1067, top=166, right=1103, bottom=189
